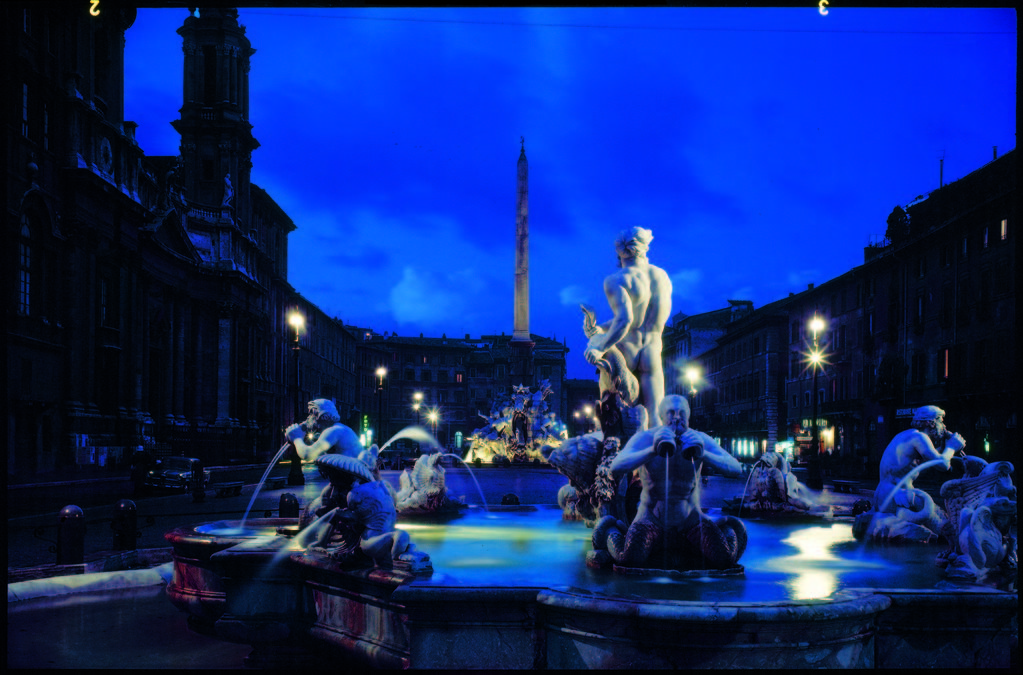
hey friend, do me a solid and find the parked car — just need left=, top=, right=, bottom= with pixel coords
left=144, top=456, right=211, bottom=490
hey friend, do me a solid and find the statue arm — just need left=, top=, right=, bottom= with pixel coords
left=610, top=429, right=656, bottom=475
left=698, top=432, right=744, bottom=478
left=912, top=432, right=954, bottom=469
left=293, top=425, right=362, bottom=461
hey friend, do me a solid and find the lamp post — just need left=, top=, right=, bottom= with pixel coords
left=287, top=310, right=305, bottom=486
left=427, top=409, right=439, bottom=447
left=375, top=366, right=387, bottom=448
left=412, top=391, right=423, bottom=454
left=807, top=314, right=826, bottom=490
left=685, top=365, right=700, bottom=397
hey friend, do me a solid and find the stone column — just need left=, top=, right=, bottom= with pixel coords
left=163, top=296, right=176, bottom=426
left=512, top=139, right=530, bottom=343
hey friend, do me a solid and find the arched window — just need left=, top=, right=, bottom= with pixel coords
left=18, top=216, right=31, bottom=315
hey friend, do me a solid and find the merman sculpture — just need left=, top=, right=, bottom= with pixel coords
left=590, top=395, right=747, bottom=572
left=853, top=405, right=965, bottom=543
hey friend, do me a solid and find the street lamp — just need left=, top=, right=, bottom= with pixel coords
left=583, top=404, right=595, bottom=433
left=412, top=391, right=423, bottom=453
left=807, top=314, right=826, bottom=489
left=685, top=365, right=700, bottom=396
left=375, top=366, right=387, bottom=447
left=287, top=310, right=305, bottom=486
left=427, top=408, right=439, bottom=446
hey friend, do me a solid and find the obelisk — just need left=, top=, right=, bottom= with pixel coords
left=510, top=137, right=534, bottom=382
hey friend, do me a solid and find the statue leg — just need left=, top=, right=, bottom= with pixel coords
left=609, top=518, right=660, bottom=566
left=684, top=513, right=746, bottom=569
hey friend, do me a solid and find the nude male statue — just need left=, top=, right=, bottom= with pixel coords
left=284, top=398, right=363, bottom=463
left=593, top=395, right=747, bottom=569
left=872, top=404, right=965, bottom=518
left=584, top=227, right=672, bottom=427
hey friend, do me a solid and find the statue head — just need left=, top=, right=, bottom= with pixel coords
left=657, top=395, right=691, bottom=436
left=306, top=398, right=341, bottom=430
left=911, top=405, right=947, bottom=441
left=614, top=226, right=653, bottom=266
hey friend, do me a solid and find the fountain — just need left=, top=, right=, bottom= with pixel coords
left=465, top=379, right=566, bottom=465
left=11, top=229, right=1016, bottom=669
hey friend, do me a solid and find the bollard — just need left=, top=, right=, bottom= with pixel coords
left=57, top=505, right=86, bottom=565
left=191, top=460, right=206, bottom=503
left=279, top=492, right=300, bottom=518
left=501, top=493, right=520, bottom=506
left=112, top=499, right=138, bottom=551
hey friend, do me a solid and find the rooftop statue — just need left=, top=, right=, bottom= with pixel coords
left=853, top=405, right=964, bottom=543
left=590, top=395, right=748, bottom=572
left=583, top=227, right=672, bottom=428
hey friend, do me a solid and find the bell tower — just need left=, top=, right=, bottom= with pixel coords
left=172, top=7, right=258, bottom=224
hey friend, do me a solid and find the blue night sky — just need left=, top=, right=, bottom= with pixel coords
left=123, top=7, right=1016, bottom=381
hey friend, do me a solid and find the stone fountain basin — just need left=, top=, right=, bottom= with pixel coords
left=164, top=517, right=298, bottom=634
left=164, top=507, right=1017, bottom=669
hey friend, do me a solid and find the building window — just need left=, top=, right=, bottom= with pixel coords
left=961, top=236, right=968, bottom=259
left=983, top=226, right=989, bottom=249
left=42, top=102, right=48, bottom=150
left=405, top=369, right=414, bottom=381
left=18, top=219, right=31, bottom=315
left=939, top=348, right=950, bottom=380
left=455, top=372, right=463, bottom=383
left=421, top=370, right=431, bottom=382
left=1001, top=219, right=1008, bottom=241
left=917, top=256, right=926, bottom=278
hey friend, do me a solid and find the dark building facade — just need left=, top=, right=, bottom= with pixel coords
left=681, top=150, right=1016, bottom=473
left=6, top=5, right=357, bottom=478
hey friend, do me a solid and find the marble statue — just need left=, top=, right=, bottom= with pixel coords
left=394, top=452, right=466, bottom=515
left=853, top=405, right=964, bottom=543
left=308, top=452, right=429, bottom=570
left=583, top=227, right=672, bottom=428
left=285, top=398, right=363, bottom=464
left=741, top=450, right=819, bottom=513
left=937, top=456, right=1016, bottom=584
left=590, top=395, right=747, bottom=571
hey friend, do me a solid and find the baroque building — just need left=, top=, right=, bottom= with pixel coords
left=681, top=149, right=1016, bottom=474
left=351, top=330, right=568, bottom=452
left=5, top=5, right=357, bottom=478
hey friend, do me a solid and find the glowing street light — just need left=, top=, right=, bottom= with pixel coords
left=375, top=366, right=387, bottom=447
left=427, top=408, right=439, bottom=443
left=806, top=313, right=826, bottom=489
left=287, top=309, right=305, bottom=486
left=685, top=365, right=701, bottom=396
left=412, top=391, right=423, bottom=453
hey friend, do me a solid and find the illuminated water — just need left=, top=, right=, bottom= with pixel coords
left=238, top=442, right=290, bottom=530
left=399, top=505, right=946, bottom=602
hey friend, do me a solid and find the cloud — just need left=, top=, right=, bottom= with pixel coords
left=559, top=284, right=591, bottom=308
left=669, top=269, right=703, bottom=299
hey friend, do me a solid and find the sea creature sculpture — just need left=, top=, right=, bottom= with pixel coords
left=737, top=450, right=819, bottom=513
left=937, top=458, right=1016, bottom=584
left=394, top=452, right=466, bottom=515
